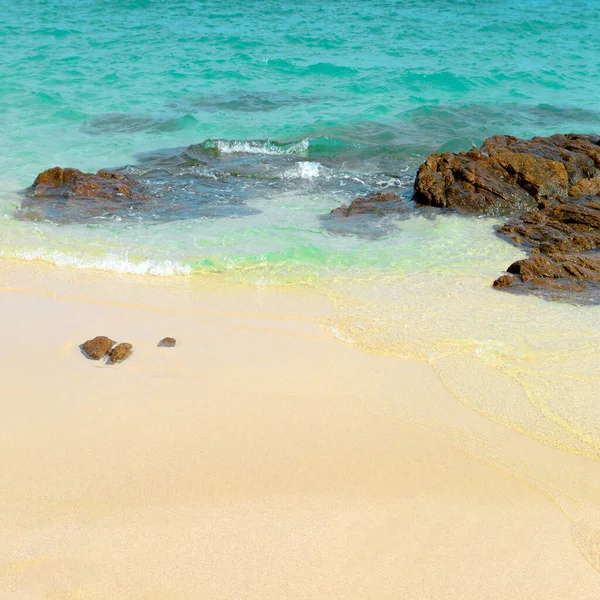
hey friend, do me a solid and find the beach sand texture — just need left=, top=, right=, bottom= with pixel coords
left=1, top=260, right=599, bottom=599
left=2, top=0, right=600, bottom=597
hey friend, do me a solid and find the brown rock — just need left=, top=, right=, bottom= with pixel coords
left=81, top=336, right=114, bottom=360
left=34, top=166, right=82, bottom=188
left=108, top=343, right=133, bottom=364
left=158, top=337, right=177, bottom=347
left=20, top=166, right=148, bottom=222
left=497, top=201, right=600, bottom=255
left=414, top=133, right=600, bottom=302
left=481, top=134, right=600, bottom=188
left=506, top=254, right=600, bottom=283
left=494, top=201, right=600, bottom=302
left=31, top=166, right=145, bottom=202
left=492, top=274, right=518, bottom=288
left=569, top=177, right=600, bottom=198
left=414, top=133, right=600, bottom=216
left=493, top=252, right=600, bottom=302
left=413, top=148, right=557, bottom=215
left=330, top=192, right=403, bottom=217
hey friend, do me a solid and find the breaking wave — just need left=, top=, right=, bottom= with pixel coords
left=197, top=138, right=310, bottom=156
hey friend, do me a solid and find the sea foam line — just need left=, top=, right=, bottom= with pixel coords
left=4, top=248, right=192, bottom=276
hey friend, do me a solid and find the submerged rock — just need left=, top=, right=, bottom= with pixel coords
left=329, top=192, right=404, bottom=217
left=19, top=166, right=147, bottom=222
left=108, top=342, right=133, bottom=364
left=81, top=336, right=114, bottom=360
left=31, top=167, right=145, bottom=202
left=321, top=191, right=409, bottom=239
left=158, top=337, right=177, bottom=347
left=414, top=134, right=600, bottom=216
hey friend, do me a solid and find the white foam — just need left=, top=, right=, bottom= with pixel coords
left=5, top=248, right=192, bottom=276
left=282, top=161, right=322, bottom=180
left=213, top=138, right=309, bottom=155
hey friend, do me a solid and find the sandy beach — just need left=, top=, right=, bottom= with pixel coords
left=3, top=0, right=600, bottom=596
left=0, top=259, right=598, bottom=599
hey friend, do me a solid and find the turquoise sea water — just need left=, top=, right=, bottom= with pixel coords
left=1, top=0, right=600, bottom=276
left=0, top=0, right=599, bottom=276
left=2, top=0, right=600, bottom=543
left=1, top=0, right=600, bottom=277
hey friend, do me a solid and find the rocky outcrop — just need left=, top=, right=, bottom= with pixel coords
left=31, top=167, right=145, bottom=201
left=20, top=167, right=147, bottom=222
left=492, top=200, right=600, bottom=301
left=414, top=134, right=600, bottom=216
left=108, top=343, right=133, bottom=364
left=492, top=254, right=600, bottom=300
left=330, top=192, right=403, bottom=217
left=414, top=134, right=600, bottom=302
left=81, top=336, right=114, bottom=360
left=497, top=200, right=600, bottom=254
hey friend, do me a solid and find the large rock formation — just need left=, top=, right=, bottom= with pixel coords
left=414, top=134, right=600, bottom=303
left=414, top=134, right=600, bottom=216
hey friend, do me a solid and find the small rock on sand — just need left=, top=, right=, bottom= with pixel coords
left=81, top=336, right=114, bottom=360
left=108, top=343, right=133, bottom=363
left=158, top=337, right=177, bottom=347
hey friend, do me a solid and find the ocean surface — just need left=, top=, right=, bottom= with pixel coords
left=2, top=0, right=600, bottom=566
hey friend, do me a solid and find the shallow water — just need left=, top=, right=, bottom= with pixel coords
left=2, top=0, right=600, bottom=569
left=2, top=0, right=600, bottom=273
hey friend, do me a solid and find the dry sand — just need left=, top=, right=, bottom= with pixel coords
left=0, top=259, right=598, bottom=599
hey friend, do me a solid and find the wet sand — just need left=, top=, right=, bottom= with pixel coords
left=0, top=259, right=598, bottom=599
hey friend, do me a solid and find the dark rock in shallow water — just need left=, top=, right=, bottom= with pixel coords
left=329, top=192, right=404, bottom=217
left=81, top=336, right=114, bottom=360
left=20, top=166, right=148, bottom=222
left=415, top=133, right=600, bottom=303
left=492, top=254, right=600, bottom=303
left=414, top=134, right=600, bottom=216
left=158, top=337, right=177, bottom=347
left=31, top=167, right=146, bottom=202
left=506, top=253, right=600, bottom=283
left=19, top=155, right=265, bottom=223
left=497, top=200, right=600, bottom=255
left=321, top=191, right=409, bottom=239
left=492, top=274, right=518, bottom=288
left=494, top=199, right=600, bottom=302
left=108, top=342, right=133, bottom=364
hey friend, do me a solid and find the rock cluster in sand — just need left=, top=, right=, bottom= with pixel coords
left=81, top=336, right=133, bottom=364
left=80, top=336, right=177, bottom=363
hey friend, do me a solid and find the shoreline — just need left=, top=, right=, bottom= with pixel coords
left=1, top=258, right=599, bottom=598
